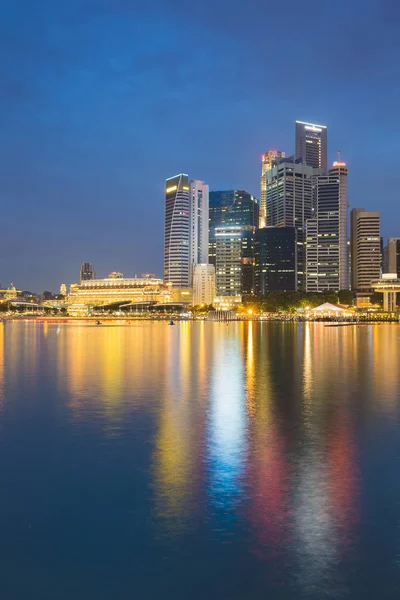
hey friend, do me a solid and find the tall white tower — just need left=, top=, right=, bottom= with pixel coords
left=189, top=180, right=209, bottom=281
left=164, top=174, right=190, bottom=287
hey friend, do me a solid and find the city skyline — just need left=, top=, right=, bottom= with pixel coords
left=2, top=1, right=400, bottom=291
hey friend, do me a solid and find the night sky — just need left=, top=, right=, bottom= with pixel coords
left=1, top=0, right=399, bottom=292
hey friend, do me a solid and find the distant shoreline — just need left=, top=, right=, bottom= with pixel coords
left=2, top=315, right=400, bottom=324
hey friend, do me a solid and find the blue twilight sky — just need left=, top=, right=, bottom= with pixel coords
left=1, top=0, right=399, bottom=292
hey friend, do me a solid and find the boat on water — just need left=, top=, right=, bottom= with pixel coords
left=169, top=320, right=175, bottom=326
left=96, top=320, right=102, bottom=325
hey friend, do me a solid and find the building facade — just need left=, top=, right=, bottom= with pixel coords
left=192, top=263, right=216, bottom=306
left=260, top=149, right=285, bottom=228
left=209, top=190, right=259, bottom=296
left=350, top=208, right=381, bottom=291
left=215, top=226, right=242, bottom=298
left=189, top=180, right=209, bottom=279
left=254, top=227, right=297, bottom=295
left=80, top=262, right=95, bottom=281
left=209, top=190, right=259, bottom=263
left=265, top=157, right=323, bottom=289
left=295, top=120, right=327, bottom=169
left=305, top=159, right=349, bottom=292
left=68, top=276, right=172, bottom=307
left=164, top=174, right=190, bottom=287
left=388, top=238, right=400, bottom=277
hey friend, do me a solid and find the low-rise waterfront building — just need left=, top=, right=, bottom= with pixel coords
left=68, top=276, right=173, bottom=308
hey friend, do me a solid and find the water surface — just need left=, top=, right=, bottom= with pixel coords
left=0, top=321, right=398, bottom=599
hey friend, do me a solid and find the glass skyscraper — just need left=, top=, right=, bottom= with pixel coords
left=254, top=227, right=297, bottom=294
left=209, top=190, right=259, bottom=296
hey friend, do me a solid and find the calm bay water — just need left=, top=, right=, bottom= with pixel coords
left=0, top=320, right=399, bottom=599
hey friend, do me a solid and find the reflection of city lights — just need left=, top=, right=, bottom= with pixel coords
left=209, top=328, right=247, bottom=507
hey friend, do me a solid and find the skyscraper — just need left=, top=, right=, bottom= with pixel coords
left=388, top=238, right=400, bottom=277
left=209, top=191, right=259, bottom=296
left=265, top=156, right=323, bottom=289
left=215, top=226, right=242, bottom=297
left=259, top=149, right=285, bottom=228
left=350, top=209, right=381, bottom=292
left=164, top=173, right=190, bottom=287
left=80, top=262, right=95, bottom=282
left=192, top=263, right=216, bottom=306
left=255, top=227, right=297, bottom=294
left=295, top=120, right=327, bottom=169
left=189, top=180, right=209, bottom=276
left=305, top=158, right=349, bottom=292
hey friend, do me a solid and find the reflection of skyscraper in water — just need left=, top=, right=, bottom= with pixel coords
left=153, top=323, right=207, bottom=534
left=294, top=324, right=360, bottom=593
left=208, top=326, right=247, bottom=513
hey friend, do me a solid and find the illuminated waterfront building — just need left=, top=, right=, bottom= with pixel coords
left=189, top=180, right=209, bottom=279
left=192, top=264, right=216, bottom=306
left=260, top=149, right=285, bottom=228
left=164, top=173, right=190, bottom=287
left=371, top=273, right=400, bottom=311
left=255, top=227, right=297, bottom=294
left=350, top=209, right=381, bottom=292
left=305, top=158, right=349, bottom=292
left=80, top=262, right=95, bottom=282
left=387, top=238, right=400, bottom=277
left=295, top=120, right=327, bottom=169
left=68, top=276, right=173, bottom=307
left=5, top=284, right=17, bottom=301
left=60, top=283, right=67, bottom=296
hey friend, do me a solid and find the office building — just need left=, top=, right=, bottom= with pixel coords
left=295, top=120, right=327, bottom=169
left=305, top=158, right=349, bottom=292
left=80, top=262, right=95, bottom=282
left=260, top=149, right=285, bottom=228
left=255, top=227, right=297, bottom=294
left=192, top=263, right=216, bottom=306
left=209, top=190, right=259, bottom=262
left=388, top=238, right=400, bottom=277
left=350, top=209, right=381, bottom=291
left=265, top=156, right=324, bottom=289
left=60, top=283, right=67, bottom=296
left=164, top=173, right=190, bottom=287
left=215, top=226, right=242, bottom=297
left=209, top=191, right=259, bottom=295
left=189, top=180, right=209, bottom=277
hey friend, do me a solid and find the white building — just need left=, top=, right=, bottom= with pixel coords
left=192, top=264, right=216, bottom=306
left=189, top=181, right=209, bottom=279
left=164, top=174, right=190, bottom=287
